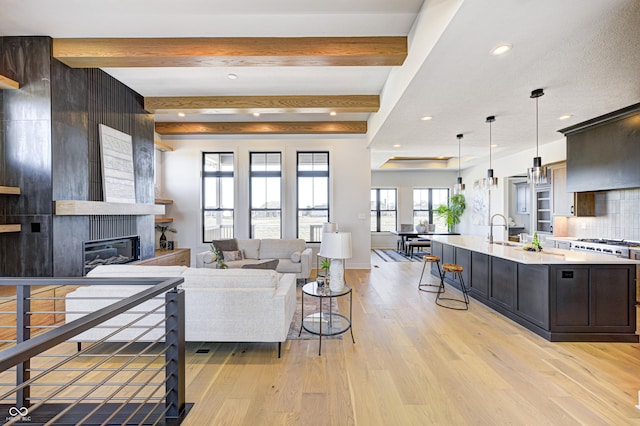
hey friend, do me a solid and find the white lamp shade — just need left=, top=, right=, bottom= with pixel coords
left=322, top=222, right=337, bottom=233
left=318, top=232, right=352, bottom=259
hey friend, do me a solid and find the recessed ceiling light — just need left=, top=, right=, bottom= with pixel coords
left=420, top=116, right=433, bottom=121
left=227, top=73, right=238, bottom=80
left=177, top=112, right=185, bottom=117
left=253, top=112, right=261, bottom=117
left=393, top=144, right=401, bottom=148
left=491, top=44, right=512, bottom=56
left=491, top=144, right=498, bottom=148
left=329, top=111, right=337, bottom=116
left=558, top=114, right=573, bottom=120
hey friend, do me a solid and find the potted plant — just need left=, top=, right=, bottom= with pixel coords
left=155, top=225, right=177, bottom=250
left=320, top=258, right=330, bottom=277
left=435, top=193, right=466, bottom=232
left=209, top=244, right=228, bottom=269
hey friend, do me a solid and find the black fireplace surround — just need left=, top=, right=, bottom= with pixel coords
left=83, top=235, right=140, bottom=275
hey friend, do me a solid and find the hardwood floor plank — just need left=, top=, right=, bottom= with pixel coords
left=4, top=255, right=639, bottom=424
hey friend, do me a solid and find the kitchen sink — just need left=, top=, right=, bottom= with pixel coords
left=492, top=241, right=519, bottom=247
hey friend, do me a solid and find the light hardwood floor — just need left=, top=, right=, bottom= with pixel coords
left=182, top=254, right=640, bottom=425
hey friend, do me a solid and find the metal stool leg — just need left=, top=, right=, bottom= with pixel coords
left=435, top=266, right=469, bottom=310
left=418, top=257, right=444, bottom=294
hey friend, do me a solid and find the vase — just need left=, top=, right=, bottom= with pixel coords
left=416, top=225, right=426, bottom=233
left=159, top=232, right=167, bottom=249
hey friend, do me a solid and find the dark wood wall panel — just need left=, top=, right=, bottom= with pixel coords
left=0, top=36, right=155, bottom=277
left=0, top=37, right=54, bottom=277
left=89, top=215, right=137, bottom=240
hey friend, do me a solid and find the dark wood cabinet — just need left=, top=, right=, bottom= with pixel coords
left=490, top=257, right=516, bottom=312
left=430, top=241, right=443, bottom=277
left=453, top=247, right=471, bottom=290
left=436, top=241, right=637, bottom=342
left=442, top=243, right=455, bottom=266
left=515, top=264, right=549, bottom=329
left=591, top=267, right=633, bottom=329
left=550, top=265, right=635, bottom=335
left=551, top=267, right=589, bottom=328
left=470, top=252, right=489, bottom=299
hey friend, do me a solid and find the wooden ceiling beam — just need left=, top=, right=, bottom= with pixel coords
left=145, top=95, right=380, bottom=114
left=155, top=121, right=367, bottom=135
left=52, top=37, right=407, bottom=68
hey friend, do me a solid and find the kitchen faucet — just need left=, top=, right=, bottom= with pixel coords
left=488, top=213, right=509, bottom=244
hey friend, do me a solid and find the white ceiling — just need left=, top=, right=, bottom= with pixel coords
left=2, top=0, right=639, bottom=171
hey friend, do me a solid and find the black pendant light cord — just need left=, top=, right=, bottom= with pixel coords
left=457, top=134, right=462, bottom=177
left=535, top=95, right=539, bottom=157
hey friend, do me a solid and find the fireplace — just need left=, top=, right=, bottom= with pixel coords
left=83, top=235, right=141, bottom=275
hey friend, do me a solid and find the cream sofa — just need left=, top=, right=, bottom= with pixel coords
left=196, top=238, right=312, bottom=280
left=65, top=264, right=297, bottom=356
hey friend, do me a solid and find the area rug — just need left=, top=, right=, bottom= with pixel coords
left=372, top=249, right=425, bottom=262
left=287, top=285, right=343, bottom=340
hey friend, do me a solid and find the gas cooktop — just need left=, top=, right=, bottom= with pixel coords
left=576, top=238, right=640, bottom=247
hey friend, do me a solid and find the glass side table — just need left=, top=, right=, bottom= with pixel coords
left=299, top=281, right=355, bottom=355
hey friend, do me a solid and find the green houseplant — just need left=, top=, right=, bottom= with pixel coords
left=435, top=193, right=466, bottom=232
left=320, top=258, right=330, bottom=277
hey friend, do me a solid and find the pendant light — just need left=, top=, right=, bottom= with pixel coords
left=454, top=133, right=465, bottom=194
left=483, top=116, right=498, bottom=189
left=528, top=88, right=548, bottom=185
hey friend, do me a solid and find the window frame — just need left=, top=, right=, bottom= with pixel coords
left=249, top=152, right=282, bottom=239
left=201, top=152, right=235, bottom=243
left=370, top=188, right=398, bottom=232
left=296, top=151, right=330, bottom=243
left=412, top=187, right=450, bottom=227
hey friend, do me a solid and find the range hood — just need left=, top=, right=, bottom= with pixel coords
left=559, top=102, right=640, bottom=193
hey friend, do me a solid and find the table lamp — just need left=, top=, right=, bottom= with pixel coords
left=318, top=232, right=352, bottom=291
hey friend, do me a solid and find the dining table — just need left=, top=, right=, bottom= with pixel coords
left=391, top=230, right=460, bottom=254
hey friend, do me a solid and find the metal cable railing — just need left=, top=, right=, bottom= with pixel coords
left=0, top=277, right=186, bottom=425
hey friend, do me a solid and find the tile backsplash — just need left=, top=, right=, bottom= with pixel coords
left=567, top=188, right=640, bottom=241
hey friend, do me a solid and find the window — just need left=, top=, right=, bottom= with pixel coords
left=413, top=188, right=449, bottom=231
left=297, top=152, right=329, bottom=242
left=250, top=152, right=282, bottom=239
left=371, top=188, right=397, bottom=232
left=202, top=152, right=234, bottom=242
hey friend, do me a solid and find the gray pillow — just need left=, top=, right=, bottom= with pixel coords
left=211, top=238, right=238, bottom=252
left=242, top=259, right=279, bottom=270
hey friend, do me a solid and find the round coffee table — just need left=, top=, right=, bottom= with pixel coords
left=299, top=281, right=355, bottom=355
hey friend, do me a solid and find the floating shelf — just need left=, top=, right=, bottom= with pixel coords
left=155, top=217, right=174, bottom=223
left=155, top=198, right=174, bottom=205
left=55, top=200, right=164, bottom=216
left=154, top=141, right=174, bottom=152
left=0, top=186, right=21, bottom=195
left=0, top=224, right=21, bottom=233
left=0, top=75, right=19, bottom=90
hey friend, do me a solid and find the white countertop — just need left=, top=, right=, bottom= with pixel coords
left=430, top=235, right=640, bottom=265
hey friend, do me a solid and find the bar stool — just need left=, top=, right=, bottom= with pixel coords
left=418, top=255, right=444, bottom=294
left=435, top=263, right=469, bottom=310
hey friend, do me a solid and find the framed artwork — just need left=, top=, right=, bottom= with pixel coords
left=471, top=179, right=488, bottom=226
left=98, top=124, right=136, bottom=204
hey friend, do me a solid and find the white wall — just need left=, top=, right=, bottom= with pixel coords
left=370, top=169, right=457, bottom=248
left=157, top=135, right=372, bottom=269
left=457, top=138, right=567, bottom=240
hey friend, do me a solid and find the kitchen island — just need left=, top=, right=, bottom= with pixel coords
left=429, top=235, right=639, bottom=342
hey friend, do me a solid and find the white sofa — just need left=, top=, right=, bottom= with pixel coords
left=196, top=238, right=312, bottom=280
left=65, top=265, right=297, bottom=356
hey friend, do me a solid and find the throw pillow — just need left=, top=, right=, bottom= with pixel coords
left=222, top=250, right=244, bottom=262
left=290, top=251, right=301, bottom=263
left=242, top=259, right=279, bottom=270
left=211, top=238, right=238, bottom=253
